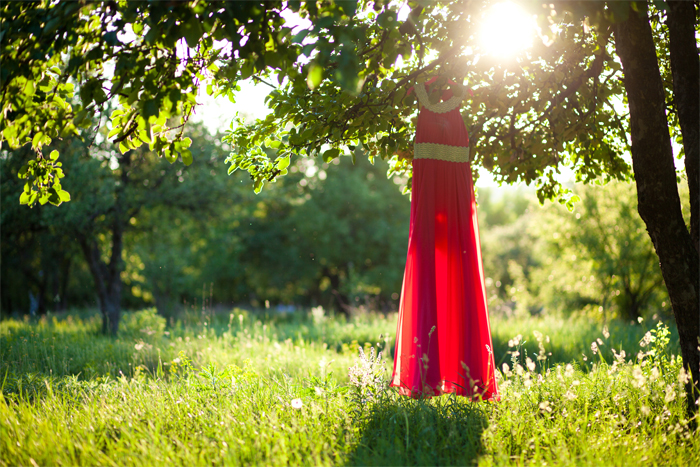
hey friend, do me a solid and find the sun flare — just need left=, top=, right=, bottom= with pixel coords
left=479, top=2, right=536, bottom=57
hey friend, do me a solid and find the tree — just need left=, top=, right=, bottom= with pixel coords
left=2, top=1, right=697, bottom=410
left=534, top=182, right=672, bottom=322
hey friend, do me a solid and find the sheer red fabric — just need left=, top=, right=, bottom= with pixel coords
left=390, top=83, right=499, bottom=400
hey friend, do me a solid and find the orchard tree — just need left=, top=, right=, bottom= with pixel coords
left=1, top=1, right=697, bottom=410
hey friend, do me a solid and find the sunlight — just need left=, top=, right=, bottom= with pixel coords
left=479, top=1, right=536, bottom=57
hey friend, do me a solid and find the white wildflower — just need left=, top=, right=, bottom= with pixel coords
left=602, top=326, right=610, bottom=339
left=640, top=331, right=653, bottom=348
left=515, top=363, right=524, bottom=376
left=678, top=368, right=690, bottom=385
left=348, top=346, right=385, bottom=403
left=502, top=363, right=511, bottom=376
left=539, top=401, right=552, bottom=413
left=664, top=385, right=676, bottom=403
left=291, top=398, right=303, bottom=409
left=641, top=405, right=650, bottom=416
left=650, top=367, right=660, bottom=381
left=632, top=367, right=646, bottom=389
left=526, top=357, right=536, bottom=372
left=564, top=391, right=577, bottom=401
left=596, top=338, right=604, bottom=346
left=533, top=330, right=543, bottom=341
left=564, top=364, right=574, bottom=378
left=591, top=342, right=599, bottom=355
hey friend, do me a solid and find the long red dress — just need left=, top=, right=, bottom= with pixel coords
left=390, top=82, right=499, bottom=400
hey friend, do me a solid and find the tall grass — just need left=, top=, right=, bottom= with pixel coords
left=0, top=309, right=697, bottom=466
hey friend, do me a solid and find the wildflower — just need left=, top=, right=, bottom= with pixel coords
left=315, top=387, right=324, bottom=396
left=348, top=346, right=385, bottom=403
left=650, top=367, right=660, bottom=381
left=533, top=330, right=543, bottom=341
left=638, top=317, right=644, bottom=323
left=678, top=368, right=690, bottom=385
left=564, top=364, right=574, bottom=378
left=602, top=326, right=610, bottom=339
left=664, top=385, right=676, bottom=403
left=134, top=342, right=144, bottom=351
left=291, top=398, right=303, bottom=409
left=640, top=331, right=653, bottom=348
left=596, top=338, right=604, bottom=346
left=539, top=401, right=552, bottom=413
left=564, top=391, right=577, bottom=401
left=612, top=348, right=626, bottom=363
left=632, top=367, right=646, bottom=389
left=502, top=363, right=511, bottom=376
left=641, top=405, right=650, bottom=416
left=526, top=357, right=536, bottom=372
left=571, top=380, right=580, bottom=386
left=515, top=363, right=524, bottom=376
left=591, top=342, right=599, bottom=355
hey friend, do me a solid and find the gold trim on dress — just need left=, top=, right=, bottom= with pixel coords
left=414, top=82, right=464, bottom=114
left=413, top=142, right=470, bottom=163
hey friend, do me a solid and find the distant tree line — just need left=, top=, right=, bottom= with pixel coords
left=2, top=121, right=675, bottom=329
left=1, top=123, right=411, bottom=325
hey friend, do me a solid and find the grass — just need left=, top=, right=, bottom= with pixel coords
left=0, top=308, right=697, bottom=466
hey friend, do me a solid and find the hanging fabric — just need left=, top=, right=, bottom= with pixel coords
left=390, top=80, right=499, bottom=400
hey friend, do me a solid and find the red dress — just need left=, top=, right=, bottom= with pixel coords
left=390, top=82, right=499, bottom=400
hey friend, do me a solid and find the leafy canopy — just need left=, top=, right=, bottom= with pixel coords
left=2, top=1, right=670, bottom=207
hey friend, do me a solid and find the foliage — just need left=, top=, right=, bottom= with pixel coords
left=479, top=181, right=673, bottom=322
left=3, top=1, right=681, bottom=205
left=0, top=310, right=696, bottom=466
left=1, top=0, right=364, bottom=205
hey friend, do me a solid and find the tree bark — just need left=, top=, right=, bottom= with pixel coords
left=77, top=233, right=122, bottom=336
left=666, top=1, right=700, bottom=252
left=75, top=150, right=131, bottom=336
left=614, top=4, right=700, bottom=415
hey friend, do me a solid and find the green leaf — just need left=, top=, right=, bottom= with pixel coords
left=254, top=178, right=264, bottom=194
left=32, top=132, right=44, bottom=149
left=292, top=29, right=310, bottom=44
left=322, top=148, right=340, bottom=162
left=58, top=190, right=71, bottom=202
left=181, top=149, right=193, bottom=166
left=143, top=99, right=159, bottom=120
left=307, top=64, right=323, bottom=90
left=49, top=150, right=59, bottom=161
left=182, top=15, right=203, bottom=48
left=276, top=155, right=290, bottom=170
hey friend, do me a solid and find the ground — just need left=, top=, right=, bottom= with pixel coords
left=0, top=308, right=697, bottom=466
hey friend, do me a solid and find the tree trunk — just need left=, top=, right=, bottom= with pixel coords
left=666, top=1, right=700, bottom=251
left=614, top=4, right=700, bottom=415
left=77, top=233, right=123, bottom=336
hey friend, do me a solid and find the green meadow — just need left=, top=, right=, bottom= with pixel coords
left=1, top=309, right=697, bottom=466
